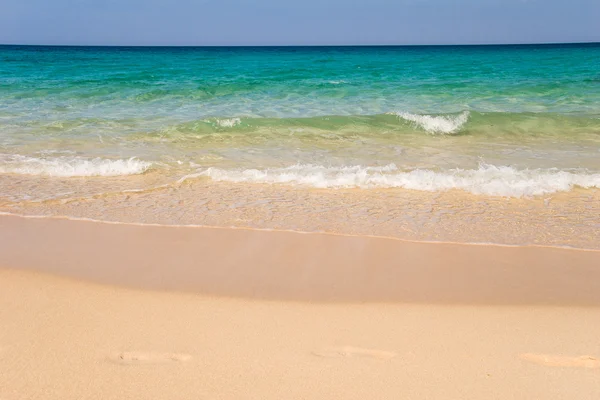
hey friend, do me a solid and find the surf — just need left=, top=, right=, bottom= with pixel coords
left=190, top=163, right=600, bottom=197
left=0, top=154, right=152, bottom=177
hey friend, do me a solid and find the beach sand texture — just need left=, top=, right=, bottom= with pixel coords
left=1, top=215, right=600, bottom=399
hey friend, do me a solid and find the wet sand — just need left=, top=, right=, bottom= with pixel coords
left=1, top=214, right=599, bottom=399
left=1, top=214, right=599, bottom=304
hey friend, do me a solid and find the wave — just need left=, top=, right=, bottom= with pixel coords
left=214, top=118, right=242, bottom=128
left=327, top=80, right=348, bottom=85
left=0, top=154, right=152, bottom=177
left=192, top=163, right=600, bottom=197
left=27, top=112, right=599, bottom=141
left=393, top=111, right=470, bottom=134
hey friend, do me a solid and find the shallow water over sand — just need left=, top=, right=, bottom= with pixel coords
left=2, top=180, right=599, bottom=249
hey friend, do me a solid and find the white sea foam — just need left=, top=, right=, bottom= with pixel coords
left=394, top=111, right=470, bottom=134
left=195, top=163, right=600, bottom=197
left=215, top=118, right=241, bottom=128
left=0, top=154, right=152, bottom=177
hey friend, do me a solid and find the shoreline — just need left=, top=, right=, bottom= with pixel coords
left=3, top=210, right=600, bottom=253
left=1, top=213, right=599, bottom=305
left=3, top=179, right=598, bottom=251
left=2, top=213, right=600, bottom=399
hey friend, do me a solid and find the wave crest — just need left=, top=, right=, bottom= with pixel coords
left=215, top=118, right=242, bottom=128
left=194, top=163, right=600, bottom=197
left=394, top=111, right=470, bottom=134
left=0, top=155, right=152, bottom=177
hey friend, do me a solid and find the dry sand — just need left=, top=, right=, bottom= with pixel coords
left=1, top=214, right=599, bottom=399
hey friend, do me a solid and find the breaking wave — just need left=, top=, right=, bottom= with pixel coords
left=394, top=111, right=470, bottom=134
left=215, top=118, right=242, bottom=128
left=0, top=155, right=152, bottom=177
left=193, top=163, right=600, bottom=197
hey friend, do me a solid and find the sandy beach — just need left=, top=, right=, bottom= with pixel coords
left=2, top=23, right=600, bottom=400
left=1, top=214, right=600, bottom=399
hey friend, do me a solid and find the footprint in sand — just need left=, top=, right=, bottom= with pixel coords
left=109, top=351, right=192, bottom=365
left=313, top=346, right=396, bottom=360
left=520, top=353, right=600, bottom=369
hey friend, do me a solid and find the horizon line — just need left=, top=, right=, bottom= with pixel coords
left=1, top=41, right=600, bottom=48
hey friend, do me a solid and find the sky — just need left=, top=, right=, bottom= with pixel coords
left=1, top=0, right=599, bottom=46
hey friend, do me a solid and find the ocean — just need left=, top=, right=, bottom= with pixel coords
left=1, top=44, right=599, bottom=247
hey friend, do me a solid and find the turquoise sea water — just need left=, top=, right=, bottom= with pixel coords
left=1, top=44, right=600, bottom=199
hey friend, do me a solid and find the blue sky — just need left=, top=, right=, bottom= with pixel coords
left=1, top=0, right=599, bottom=46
